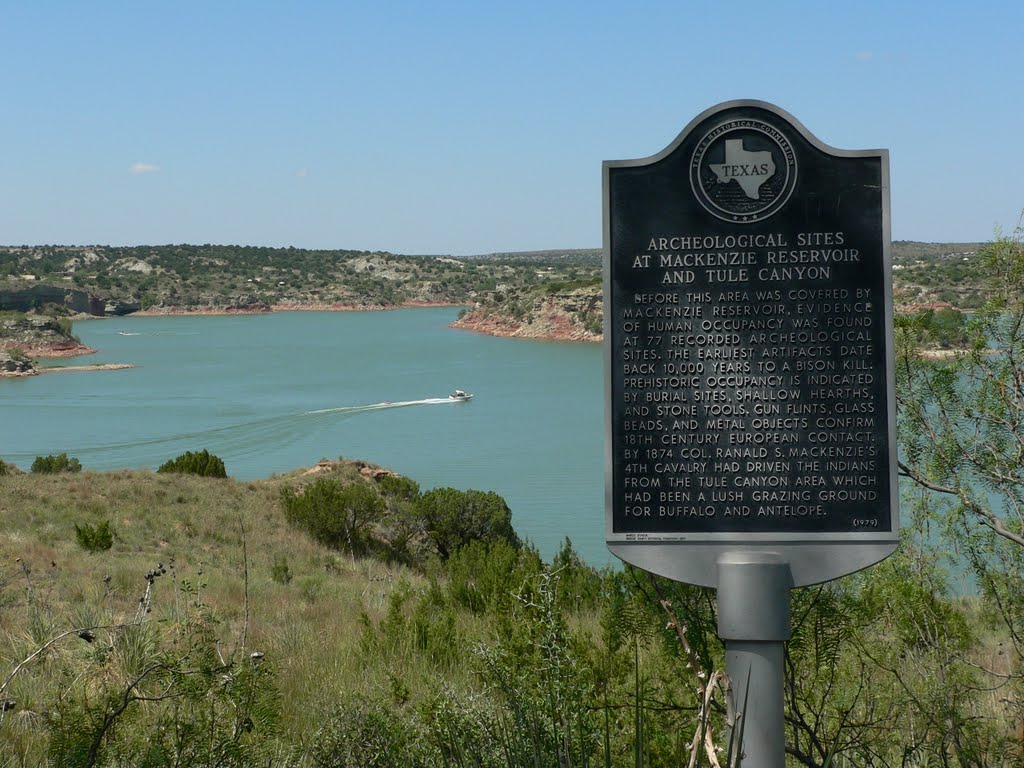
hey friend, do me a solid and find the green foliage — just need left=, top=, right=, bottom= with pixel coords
left=157, top=449, right=227, bottom=478
left=0, top=458, right=10, bottom=475
left=309, top=695, right=435, bottom=767
left=543, top=276, right=603, bottom=295
left=916, top=306, right=968, bottom=348
left=44, top=632, right=282, bottom=767
left=473, top=567, right=604, bottom=766
left=280, top=477, right=385, bottom=557
left=74, top=520, right=114, bottom=552
left=580, top=310, right=603, bottom=335
left=891, top=241, right=989, bottom=309
left=360, top=581, right=462, bottom=671
left=416, top=487, right=520, bottom=560
left=52, top=316, right=74, bottom=337
left=1, top=243, right=603, bottom=312
left=1, top=555, right=285, bottom=768
left=445, top=539, right=525, bottom=614
left=31, top=452, right=82, bottom=474
left=377, top=473, right=420, bottom=502
left=270, top=555, right=292, bottom=585
left=376, top=474, right=423, bottom=564
left=550, top=537, right=604, bottom=613
left=417, top=687, right=507, bottom=767
left=895, top=220, right=1024, bottom=760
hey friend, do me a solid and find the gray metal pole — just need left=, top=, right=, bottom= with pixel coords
left=716, top=553, right=793, bottom=768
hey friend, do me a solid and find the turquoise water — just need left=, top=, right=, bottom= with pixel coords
left=0, top=309, right=610, bottom=565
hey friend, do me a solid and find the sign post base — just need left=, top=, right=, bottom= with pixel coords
left=717, top=553, right=793, bottom=768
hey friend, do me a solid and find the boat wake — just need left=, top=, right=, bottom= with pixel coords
left=306, top=397, right=467, bottom=415
left=7, top=397, right=467, bottom=471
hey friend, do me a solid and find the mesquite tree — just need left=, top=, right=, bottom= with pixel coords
left=896, top=221, right=1024, bottom=732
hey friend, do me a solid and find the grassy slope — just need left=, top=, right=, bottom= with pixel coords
left=2, top=464, right=1021, bottom=765
left=0, top=467, right=483, bottom=752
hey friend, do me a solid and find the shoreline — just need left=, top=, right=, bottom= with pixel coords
left=59, top=300, right=592, bottom=344
left=451, top=315, right=601, bottom=343
left=38, top=362, right=135, bottom=374
left=131, top=299, right=462, bottom=317
left=0, top=341, right=96, bottom=359
left=0, top=361, right=134, bottom=378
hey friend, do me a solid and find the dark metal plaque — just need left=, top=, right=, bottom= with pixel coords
left=604, top=101, right=898, bottom=586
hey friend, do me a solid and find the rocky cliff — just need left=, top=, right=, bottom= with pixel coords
left=0, top=283, right=106, bottom=315
left=0, top=315, right=94, bottom=358
left=452, top=287, right=603, bottom=342
left=0, top=350, right=36, bottom=376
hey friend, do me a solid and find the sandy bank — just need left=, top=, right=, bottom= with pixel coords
left=39, top=363, right=135, bottom=374
left=1, top=362, right=135, bottom=378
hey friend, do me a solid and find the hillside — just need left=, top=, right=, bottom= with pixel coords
left=452, top=279, right=603, bottom=342
left=0, top=244, right=592, bottom=316
left=454, top=240, right=992, bottom=342
left=461, top=241, right=992, bottom=311
left=890, top=240, right=988, bottom=308
left=0, top=460, right=445, bottom=763
left=0, top=457, right=669, bottom=765
left=0, top=241, right=992, bottom=353
left=0, top=452, right=1019, bottom=765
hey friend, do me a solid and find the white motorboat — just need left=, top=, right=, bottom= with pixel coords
left=448, top=389, right=474, bottom=401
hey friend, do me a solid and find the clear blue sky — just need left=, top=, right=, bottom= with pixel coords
left=1, top=1, right=1020, bottom=255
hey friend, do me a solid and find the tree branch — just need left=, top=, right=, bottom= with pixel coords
left=898, top=460, right=1024, bottom=547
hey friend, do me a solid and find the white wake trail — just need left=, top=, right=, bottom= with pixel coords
left=305, top=398, right=460, bottom=415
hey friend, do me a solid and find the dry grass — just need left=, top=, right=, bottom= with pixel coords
left=0, top=467, right=447, bottom=753
left=3, top=467, right=1022, bottom=765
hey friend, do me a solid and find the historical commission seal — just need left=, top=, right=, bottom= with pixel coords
left=690, top=118, right=797, bottom=223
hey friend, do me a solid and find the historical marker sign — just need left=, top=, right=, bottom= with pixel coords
left=604, top=101, right=898, bottom=587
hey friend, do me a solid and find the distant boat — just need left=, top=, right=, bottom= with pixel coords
left=448, top=389, right=473, bottom=401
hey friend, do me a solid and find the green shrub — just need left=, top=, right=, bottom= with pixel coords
left=43, top=591, right=283, bottom=766
left=271, top=555, right=293, bottom=585
left=418, top=688, right=506, bottom=767
left=74, top=520, right=114, bottom=552
left=310, top=695, right=433, bottom=767
left=31, top=452, right=82, bottom=474
left=53, top=316, right=75, bottom=337
left=377, top=473, right=420, bottom=502
left=0, top=458, right=10, bottom=476
left=581, top=310, right=603, bottom=335
left=445, top=539, right=522, bottom=614
left=298, top=573, right=325, bottom=603
left=157, top=449, right=227, bottom=478
left=281, top=478, right=385, bottom=557
left=416, top=487, right=520, bottom=560
left=378, top=474, right=422, bottom=564
left=551, top=537, right=604, bottom=613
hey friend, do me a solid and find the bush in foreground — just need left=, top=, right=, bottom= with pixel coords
left=158, top=449, right=227, bottom=478
left=31, top=453, right=82, bottom=474
left=416, top=487, right=519, bottom=560
left=281, top=477, right=384, bottom=558
left=74, top=520, right=114, bottom=552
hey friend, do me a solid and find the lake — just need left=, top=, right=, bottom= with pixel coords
left=0, top=308, right=611, bottom=566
